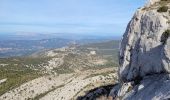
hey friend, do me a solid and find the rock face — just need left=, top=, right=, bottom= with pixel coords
left=110, top=0, right=170, bottom=99
left=145, top=0, right=160, bottom=7
left=123, top=74, right=170, bottom=100
left=119, top=0, right=170, bottom=82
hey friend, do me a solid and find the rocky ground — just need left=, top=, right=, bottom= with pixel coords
left=0, top=68, right=117, bottom=100
left=0, top=46, right=118, bottom=100
left=4, top=0, right=170, bottom=99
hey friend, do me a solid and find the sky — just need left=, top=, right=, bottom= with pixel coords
left=0, top=0, right=146, bottom=36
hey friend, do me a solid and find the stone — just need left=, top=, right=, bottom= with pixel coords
left=123, top=74, right=170, bottom=100
left=119, top=1, right=169, bottom=82
left=110, top=0, right=170, bottom=99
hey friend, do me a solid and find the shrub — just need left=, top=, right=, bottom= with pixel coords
left=161, top=29, right=170, bottom=44
left=157, top=6, right=168, bottom=12
left=161, top=0, right=168, bottom=1
left=48, top=77, right=52, bottom=80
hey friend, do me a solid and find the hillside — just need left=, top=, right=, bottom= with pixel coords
left=0, top=40, right=119, bottom=100
left=0, top=38, right=71, bottom=57
left=78, top=40, right=120, bottom=64
left=0, top=36, right=115, bottom=58
left=78, top=40, right=119, bottom=49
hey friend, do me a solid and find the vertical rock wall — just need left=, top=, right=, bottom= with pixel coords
left=119, top=0, right=170, bottom=82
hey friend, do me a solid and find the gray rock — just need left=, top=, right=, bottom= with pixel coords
left=123, top=74, right=170, bottom=100
left=119, top=0, right=170, bottom=82
left=145, top=0, right=160, bottom=7
left=110, top=0, right=170, bottom=99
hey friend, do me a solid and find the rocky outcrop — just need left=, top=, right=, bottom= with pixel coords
left=123, top=74, right=170, bottom=100
left=110, top=0, right=170, bottom=99
left=145, top=0, right=160, bottom=7
left=119, top=0, right=170, bottom=82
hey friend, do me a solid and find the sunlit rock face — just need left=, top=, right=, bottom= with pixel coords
left=145, top=0, right=160, bottom=7
left=119, top=0, right=170, bottom=82
left=109, top=0, right=170, bottom=99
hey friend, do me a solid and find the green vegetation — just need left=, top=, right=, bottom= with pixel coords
left=142, top=0, right=170, bottom=11
left=78, top=40, right=119, bottom=50
left=157, top=6, right=168, bottom=12
left=53, top=66, right=74, bottom=74
left=52, top=49, right=119, bottom=74
left=78, top=40, right=119, bottom=68
left=0, top=57, right=48, bottom=95
left=97, top=49, right=119, bottom=62
left=161, top=29, right=170, bottom=44
left=53, top=53, right=77, bottom=74
left=159, top=0, right=170, bottom=6
left=160, top=0, right=170, bottom=3
left=0, top=57, right=50, bottom=67
left=0, top=68, right=41, bottom=95
left=164, top=29, right=170, bottom=36
left=0, top=39, right=120, bottom=96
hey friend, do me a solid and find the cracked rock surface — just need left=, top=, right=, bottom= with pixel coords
left=110, top=0, right=170, bottom=100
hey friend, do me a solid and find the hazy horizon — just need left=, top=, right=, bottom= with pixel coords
left=0, top=0, right=146, bottom=36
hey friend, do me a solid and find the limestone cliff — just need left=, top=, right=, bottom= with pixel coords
left=110, top=0, right=170, bottom=99
left=119, top=0, right=170, bottom=82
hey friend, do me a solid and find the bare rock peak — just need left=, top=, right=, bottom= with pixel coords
left=110, top=0, right=170, bottom=99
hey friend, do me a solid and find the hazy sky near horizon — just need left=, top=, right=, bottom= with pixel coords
left=0, top=0, right=145, bottom=36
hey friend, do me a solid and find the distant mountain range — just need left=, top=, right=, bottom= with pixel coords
left=0, top=34, right=120, bottom=58
left=0, top=32, right=121, bottom=40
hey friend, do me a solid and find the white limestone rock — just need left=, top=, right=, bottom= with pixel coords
left=110, top=0, right=170, bottom=99
left=145, top=0, right=160, bottom=7
left=119, top=2, right=170, bottom=82
left=123, top=74, right=170, bottom=100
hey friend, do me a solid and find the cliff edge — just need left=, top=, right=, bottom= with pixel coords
left=110, top=0, right=170, bottom=99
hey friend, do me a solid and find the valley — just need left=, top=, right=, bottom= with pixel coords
left=0, top=40, right=119, bottom=100
left=0, top=34, right=118, bottom=58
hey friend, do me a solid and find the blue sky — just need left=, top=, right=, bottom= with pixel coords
left=0, top=0, right=146, bottom=36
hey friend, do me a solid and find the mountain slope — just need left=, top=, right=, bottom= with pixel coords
left=0, top=40, right=119, bottom=100
left=78, top=40, right=119, bottom=49
left=109, top=0, right=170, bottom=99
left=0, top=37, right=115, bottom=58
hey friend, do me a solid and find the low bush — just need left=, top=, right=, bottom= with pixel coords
left=157, top=6, right=168, bottom=12
left=161, top=29, right=170, bottom=44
